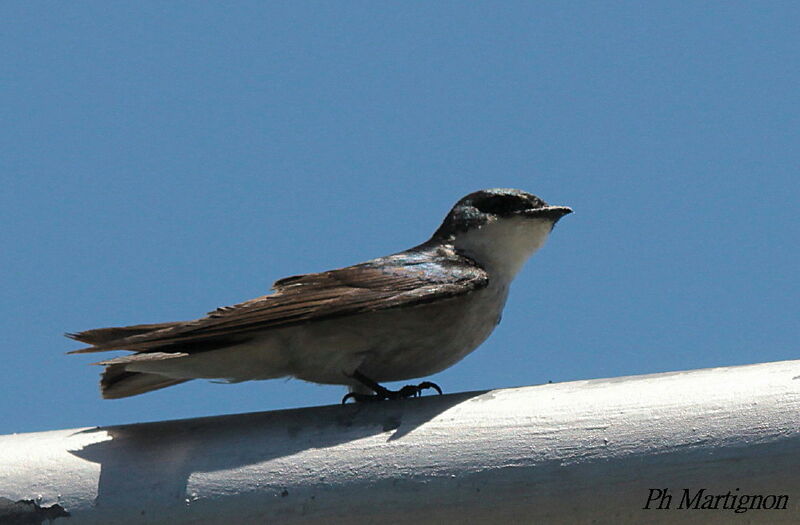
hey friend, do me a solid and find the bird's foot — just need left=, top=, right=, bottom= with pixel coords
left=341, top=371, right=442, bottom=404
left=341, top=382, right=442, bottom=404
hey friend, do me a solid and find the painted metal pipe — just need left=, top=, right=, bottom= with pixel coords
left=2, top=360, right=799, bottom=524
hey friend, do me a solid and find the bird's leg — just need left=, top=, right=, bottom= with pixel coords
left=341, top=370, right=443, bottom=404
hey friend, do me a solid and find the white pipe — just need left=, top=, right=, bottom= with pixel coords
left=2, top=360, right=799, bottom=524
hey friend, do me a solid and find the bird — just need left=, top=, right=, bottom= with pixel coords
left=68, top=188, right=572, bottom=403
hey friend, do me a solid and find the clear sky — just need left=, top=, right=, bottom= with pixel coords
left=2, top=2, right=798, bottom=434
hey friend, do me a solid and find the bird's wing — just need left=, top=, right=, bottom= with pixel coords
left=69, top=255, right=488, bottom=353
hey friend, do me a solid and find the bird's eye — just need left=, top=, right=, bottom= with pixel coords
left=473, top=195, right=528, bottom=215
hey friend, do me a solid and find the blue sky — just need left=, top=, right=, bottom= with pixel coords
left=2, top=2, right=798, bottom=434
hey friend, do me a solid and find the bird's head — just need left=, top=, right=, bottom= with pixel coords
left=432, top=188, right=572, bottom=279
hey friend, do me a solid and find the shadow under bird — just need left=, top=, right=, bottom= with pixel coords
left=68, top=188, right=572, bottom=402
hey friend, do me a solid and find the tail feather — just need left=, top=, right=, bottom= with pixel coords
left=66, top=322, right=182, bottom=354
left=101, top=364, right=189, bottom=399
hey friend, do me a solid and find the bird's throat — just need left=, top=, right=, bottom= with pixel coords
left=454, top=217, right=553, bottom=280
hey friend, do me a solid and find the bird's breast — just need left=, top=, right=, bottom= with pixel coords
left=355, top=282, right=510, bottom=382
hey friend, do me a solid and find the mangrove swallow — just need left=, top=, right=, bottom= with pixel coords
left=68, top=188, right=572, bottom=402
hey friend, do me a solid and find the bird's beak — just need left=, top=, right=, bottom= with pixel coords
left=522, top=206, right=573, bottom=222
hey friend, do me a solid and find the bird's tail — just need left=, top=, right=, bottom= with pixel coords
left=101, top=364, right=189, bottom=399
left=66, top=321, right=182, bottom=353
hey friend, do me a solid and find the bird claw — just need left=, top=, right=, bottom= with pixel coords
left=404, top=381, right=443, bottom=397
left=341, top=381, right=443, bottom=404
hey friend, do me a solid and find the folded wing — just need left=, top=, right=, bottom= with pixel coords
left=68, top=252, right=488, bottom=354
